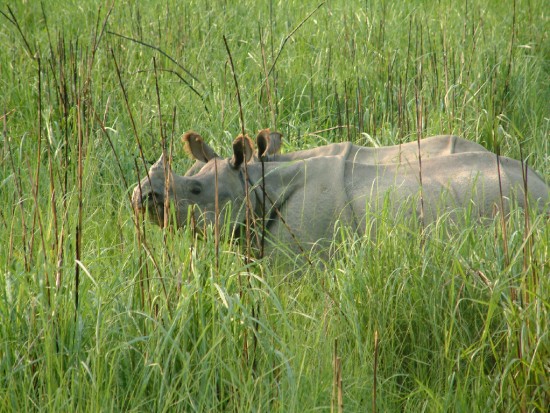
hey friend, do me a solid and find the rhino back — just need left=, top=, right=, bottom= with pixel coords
left=344, top=152, right=549, bottom=225
left=348, top=135, right=488, bottom=165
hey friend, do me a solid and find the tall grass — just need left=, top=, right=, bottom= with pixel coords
left=0, top=0, right=548, bottom=411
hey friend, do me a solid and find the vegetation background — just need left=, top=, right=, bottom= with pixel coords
left=0, top=0, right=548, bottom=411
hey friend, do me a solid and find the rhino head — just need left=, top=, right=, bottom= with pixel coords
left=131, top=134, right=256, bottom=231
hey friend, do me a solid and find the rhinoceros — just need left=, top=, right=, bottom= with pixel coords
left=182, top=130, right=489, bottom=176
left=132, top=135, right=549, bottom=259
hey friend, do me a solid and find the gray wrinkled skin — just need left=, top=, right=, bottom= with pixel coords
left=183, top=133, right=489, bottom=176
left=132, top=137, right=549, bottom=259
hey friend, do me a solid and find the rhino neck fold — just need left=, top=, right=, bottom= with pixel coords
left=242, top=161, right=304, bottom=251
left=246, top=157, right=353, bottom=256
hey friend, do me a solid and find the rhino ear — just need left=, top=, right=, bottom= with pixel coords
left=256, top=129, right=283, bottom=159
left=231, top=134, right=254, bottom=168
left=182, top=131, right=219, bottom=162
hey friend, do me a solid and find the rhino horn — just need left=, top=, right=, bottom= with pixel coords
left=151, top=153, right=167, bottom=172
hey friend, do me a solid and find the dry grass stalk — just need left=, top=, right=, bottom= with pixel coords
left=373, top=330, right=379, bottom=413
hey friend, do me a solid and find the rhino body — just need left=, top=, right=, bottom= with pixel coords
left=132, top=137, right=549, bottom=259
left=183, top=133, right=489, bottom=176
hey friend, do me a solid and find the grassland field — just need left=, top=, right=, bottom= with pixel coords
left=0, top=0, right=549, bottom=411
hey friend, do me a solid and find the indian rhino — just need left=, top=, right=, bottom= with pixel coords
left=182, top=130, right=489, bottom=176
left=132, top=135, right=549, bottom=259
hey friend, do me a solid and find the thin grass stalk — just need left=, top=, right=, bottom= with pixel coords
left=130, top=171, right=170, bottom=317
left=86, top=3, right=112, bottom=92
left=337, top=357, right=343, bottom=413
left=222, top=34, right=252, bottom=265
left=519, top=148, right=532, bottom=412
left=153, top=57, right=170, bottom=233
left=2, top=6, right=34, bottom=58
left=494, top=150, right=511, bottom=272
left=263, top=2, right=325, bottom=81
left=45, top=98, right=61, bottom=291
left=2, top=9, right=33, bottom=274
left=356, top=77, right=363, bottom=136
left=93, top=111, right=129, bottom=189
left=28, top=57, right=43, bottom=278
left=335, top=85, right=343, bottom=141
left=441, top=25, right=452, bottom=132
left=59, top=35, right=70, bottom=203
left=373, top=329, right=379, bottom=413
left=386, top=53, right=394, bottom=129
left=95, top=109, right=154, bottom=306
left=325, top=45, right=332, bottom=100
left=111, top=48, right=148, bottom=170
left=414, top=23, right=425, bottom=234
left=332, top=339, right=337, bottom=413
left=107, top=30, right=202, bottom=85
left=222, top=34, right=254, bottom=367
left=260, top=157, right=266, bottom=259
left=493, top=137, right=523, bottom=407
left=519, top=147, right=534, bottom=293
left=150, top=58, right=173, bottom=311
left=34, top=55, right=52, bottom=306
left=403, top=15, right=413, bottom=124
left=397, top=77, right=403, bottom=144
left=26, top=157, right=50, bottom=307
left=156, top=68, right=208, bottom=113
left=214, top=158, right=220, bottom=274
left=344, top=81, right=350, bottom=141
left=309, top=63, right=315, bottom=125
left=332, top=339, right=343, bottom=413
left=500, top=0, right=516, bottom=116
left=134, top=160, right=147, bottom=310
left=259, top=24, right=276, bottom=129
left=75, top=97, right=83, bottom=319
left=223, top=36, right=259, bottom=258
left=307, top=126, right=350, bottom=136
left=112, top=49, right=170, bottom=313
left=372, top=87, right=377, bottom=138
left=40, top=1, right=55, bottom=71
left=48, top=47, right=69, bottom=292
left=260, top=189, right=314, bottom=266
left=94, top=100, right=155, bottom=316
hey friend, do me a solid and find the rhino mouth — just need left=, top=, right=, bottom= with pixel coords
left=132, top=189, right=167, bottom=225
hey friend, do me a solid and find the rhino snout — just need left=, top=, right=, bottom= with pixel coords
left=132, top=186, right=163, bottom=212
left=131, top=186, right=144, bottom=211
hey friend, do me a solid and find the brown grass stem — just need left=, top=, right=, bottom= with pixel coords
left=6, top=122, right=29, bottom=274
left=25, top=157, right=50, bottom=306
left=153, top=68, right=208, bottom=113
left=332, top=339, right=343, bottom=413
left=75, top=98, right=83, bottom=319
left=93, top=111, right=129, bottom=189
left=107, top=30, right=202, bottom=85
left=500, top=0, right=516, bottom=116
left=1, top=6, right=35, bottom=58
left=222, top=35, right=246, bottom=138
left=214, top=158, right=220, bottom=275
left=222, top=34, right=253, bottom=267
left=414, top=22, right=426, bottom=235
left=264, top=2, right=325, bottom=81
left=373, top=330, right=379, bottom=413
left=111, top=48, right=148, bottom=169
left=259, top=24, right=276, bottom=128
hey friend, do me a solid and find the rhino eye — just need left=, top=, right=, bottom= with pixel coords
left=190, top=183, right=202, bottom=195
